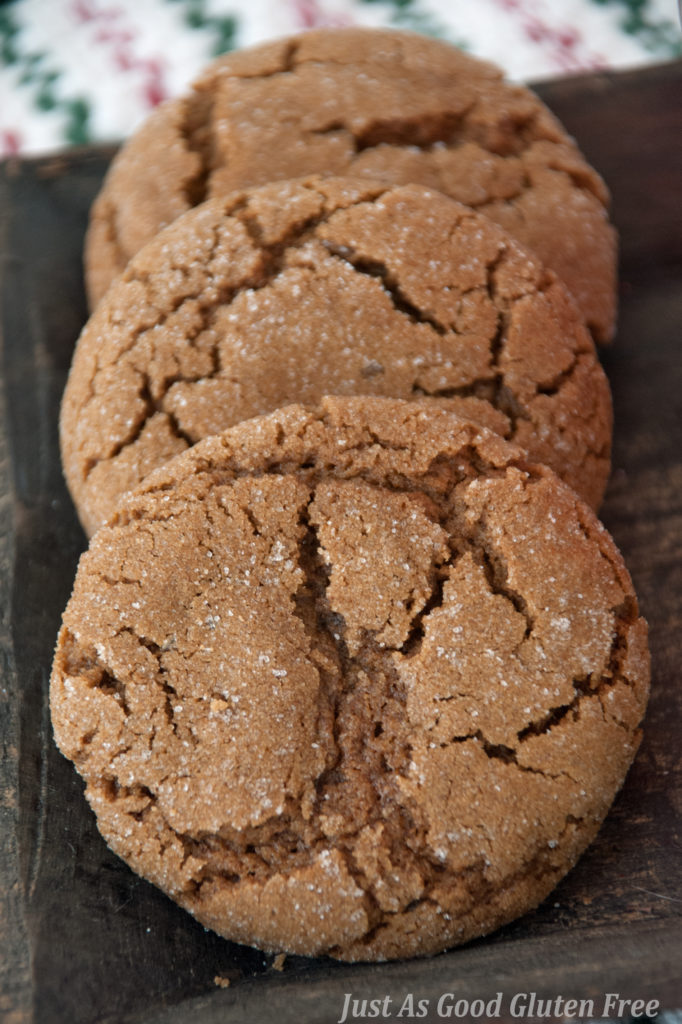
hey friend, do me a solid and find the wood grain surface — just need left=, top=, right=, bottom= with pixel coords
left=1, top=61, right=681, bottom=1024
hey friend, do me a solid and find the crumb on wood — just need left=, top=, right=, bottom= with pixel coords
left=214, top=975, right=231, bottom=988
left=272, top=952, right=286, bottom=971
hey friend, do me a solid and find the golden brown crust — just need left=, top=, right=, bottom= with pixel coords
left=64, top=178, right=612, bottom=536
left=51, top=396, right=649, bottom=961
left=84, top=27, right=616, bottom=342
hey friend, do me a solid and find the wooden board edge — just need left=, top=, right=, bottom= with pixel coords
left=530, top=54, right=682, bottom=92
left=0, top=174, right=33, bottom=1023
left=130, top=918, right=682, bottom=1024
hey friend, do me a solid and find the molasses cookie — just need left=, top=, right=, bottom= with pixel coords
left=85, top=27, right=617, bottom=343
left=63, top=177, right=612, bottom=536
left=50, top=396, right=649, bottom=961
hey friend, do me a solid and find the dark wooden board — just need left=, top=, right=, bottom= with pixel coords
left=1, top=60, right=681, bottom=1024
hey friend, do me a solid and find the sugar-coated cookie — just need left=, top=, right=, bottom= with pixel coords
left=85, top=28, right=616, bottom=342
left=51, top=397, right=649, bottom=962
left=64, top=177, right=612, bottom=536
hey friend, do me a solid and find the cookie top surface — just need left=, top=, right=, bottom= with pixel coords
left=51, top=396, right=649, bottom=961
left=64, top=177, right=612, bottom=536
left=85, top=28, right=616, bottom=342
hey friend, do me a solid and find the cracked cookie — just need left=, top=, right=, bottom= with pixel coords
left=63, top=177, right=612, bottom=537
left=50, top=396, right=649, bottom=961
left=84, top=27, right=617, bottom=343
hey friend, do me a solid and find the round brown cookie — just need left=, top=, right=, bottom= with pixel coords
left=51, top=396, right=649, bottom=962
left=85, top=27, right=616, bottom=343
left=63, top=177, right=612, bottom=537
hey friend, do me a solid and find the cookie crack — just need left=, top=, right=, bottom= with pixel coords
left=535, top=351, right=581, bottom=398
left=239, top=38, right=303, bottom=79
left=514, top=591, right=641, bottom=750
left=180, top=90, right=216, bottom=207
left=470, top=532, right=534, bottom=643
left=125, top=420, right=520, bottom=525
left=335, top=847, right=387, bottom=939
left=82, top=250, right=237, bottom=480
left=393, top=557, right=457, bottom=660
left=483, top=251, right=534, bottom=440
left=142, top=380, right=196, bottom=448
left=186, top=802, right=351, bottom=890
left=434, top=730, right=578, bottom=783
left=402, top=244, right=532, bottom=443
left=227, top=179, right=393, bottom=259
left=114, top=626, right=186, bottom=737
left=517, top=676, right=592, bottom=742
left=96, top=196, right=129, bottom=279
left=57, top=630, right=131, bottom=716
left=292, top=498, right=349, bottom=799
left=342, top=856, right=495, bottom=955
left=83, top=381, right=196, bottom=483
left=573, top=501, right=635, bottom=604
left=285, top=487, right=444, bottom=866
left=322, top=242, right=446, bottom=336
left=351, top=104, right=477, bottom=153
